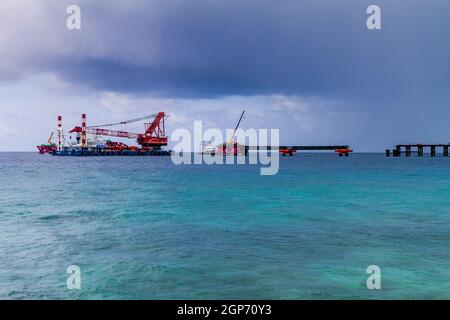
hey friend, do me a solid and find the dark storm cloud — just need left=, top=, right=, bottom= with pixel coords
left=77, top=0, right=450, bottom=99
left=3, top=0, right=449, bottom=100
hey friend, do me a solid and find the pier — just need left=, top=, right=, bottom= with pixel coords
left=386, top=144, right=450, bottom=157
left=282, top=145, right=350, bottom=152
left=247, top=145, right=352, bottom=156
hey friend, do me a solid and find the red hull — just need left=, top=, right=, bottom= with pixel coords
left=37, top=145, right=57, bottom=154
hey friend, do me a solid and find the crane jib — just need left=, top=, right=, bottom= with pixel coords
left=68, top=112, right=167, bottom=148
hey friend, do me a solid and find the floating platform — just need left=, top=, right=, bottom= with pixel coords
left=53, top=148, right=171, bottom=157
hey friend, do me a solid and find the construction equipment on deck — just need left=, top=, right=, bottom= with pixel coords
left=217, top=110, right=246, bottom=155
left=69, top=112, right=168, bottom=150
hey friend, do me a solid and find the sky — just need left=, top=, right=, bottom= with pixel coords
left=0, top=0, right=449, bottom=151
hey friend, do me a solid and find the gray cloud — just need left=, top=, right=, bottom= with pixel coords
left=1, top=0, right=449, bottom=99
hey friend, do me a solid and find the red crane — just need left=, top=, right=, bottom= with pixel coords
left=137, top=112, right=167, bottom=148
left=69, top=112, right=168, bottom=150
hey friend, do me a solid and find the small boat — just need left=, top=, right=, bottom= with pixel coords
left=37, top=132, right=57, bottom=154
left=37, top=143, right=57, bottom=154
left=202, top=144, right=216, bottom=155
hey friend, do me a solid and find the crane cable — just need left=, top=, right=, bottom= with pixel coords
left=89, top=113, right=169, bottom=128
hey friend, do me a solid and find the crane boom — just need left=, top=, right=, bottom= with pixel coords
left=229, top=111, right=245, bottom=143
left=47, top=132, right=54, bottom=144
left=87, top=127, right=140, bottom=139
left=69, top=126, right=140, bottom=138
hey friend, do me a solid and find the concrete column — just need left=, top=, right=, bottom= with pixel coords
left=418, top=146, right=424, bottom=157
left=406, top=146, right=411, bottom=157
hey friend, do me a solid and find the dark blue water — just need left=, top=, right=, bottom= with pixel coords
left=0, top=153, right=449, bottom=299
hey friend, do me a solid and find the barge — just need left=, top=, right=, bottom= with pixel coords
left=40, top=112, right=171, bottom=157
left=53, top=147, right=171, bottom=156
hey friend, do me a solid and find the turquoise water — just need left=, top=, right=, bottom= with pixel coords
left=0, top=152, right=449, bottom=299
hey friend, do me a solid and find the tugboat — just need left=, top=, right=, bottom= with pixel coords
left=36, top=133, right=57, bottom=154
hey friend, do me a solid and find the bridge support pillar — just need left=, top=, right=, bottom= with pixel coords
left=418, top=146, right=424, bottom=157
left=405, top=146, right=411, bottom=157
left=431, top=146, right=436, bottom=157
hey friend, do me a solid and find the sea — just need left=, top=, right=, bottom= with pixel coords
left=0, top=152, right=449, bottom=299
